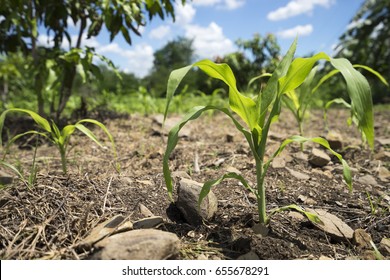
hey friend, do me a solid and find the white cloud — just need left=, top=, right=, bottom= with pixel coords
left=185, top=22, right=235, bottom=58
left=37, top=33, right=100, bottom=50
left=277, top=24, right=313, bottom=38
left=149, top=25, right=171, bottom=40
left=174, top=3, right=196, bottom=25
left=99, top=43, right=154, bottom=77
left=267, top=0, right=335, bottom=21
left=193, top=0, right=245, bottom=10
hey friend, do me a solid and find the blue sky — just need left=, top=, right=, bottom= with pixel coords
left=38, top=0, right=365, bottom=77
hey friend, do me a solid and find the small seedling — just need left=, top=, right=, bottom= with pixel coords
left=163, top=38, right=374, bottom=225
left=0, top=108, right=118, bottom=174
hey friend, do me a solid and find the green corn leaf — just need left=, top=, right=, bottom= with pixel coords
left=270, top=204, right=323, bottom=225
left=3, top=131, right=48, bottom=160
left=61, top=125, right=76, bottom=139
left=194, top=60, right=259, bottom=133
left=353, top=64, right=389, bottom=87
left=0, top=160, right=29, bottom=188
left=312, top=68, right=340, bottom=94
left=199, top=172, right=254, bottom=207
left=74, top=123, right=102, bottom=147
left=77, top=119, right=118, bottom=159
left=279, top=52, right=328, bottom=94
left=163, top=105, right=255, bottom=201
left=323, top=98, right=353, bottom=128
left=259, top=38, right=297, bottom=126
left=0, top=109, right=51, bottom=147
left=164, top=64, right=193, bottom=121
left=298, top=66, right=318, bottom=114
left=265, top=135, right=352, bottom=190
left=247, top=73, right=272, bottom=89
left=329, top=58, right=374, bottom=149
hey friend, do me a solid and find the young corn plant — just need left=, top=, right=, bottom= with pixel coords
left=0, top=108, right=118, bottom=174
left=163, top=39, right=374, bottom=225
left=281, top=64, right=387, bottom=149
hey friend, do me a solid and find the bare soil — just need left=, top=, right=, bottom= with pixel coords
left=0, top=109, right=389, bottom=260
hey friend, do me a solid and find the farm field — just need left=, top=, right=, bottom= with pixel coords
left=1, top=108, right=389, bottom=260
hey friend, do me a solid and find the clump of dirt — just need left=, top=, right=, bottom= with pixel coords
left=0, top=109, right=389, bottom=259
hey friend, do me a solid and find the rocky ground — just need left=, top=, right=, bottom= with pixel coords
left=0, top=108, right=389, bottom=260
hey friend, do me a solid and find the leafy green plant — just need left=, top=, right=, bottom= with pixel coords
left=163, top=39, right=374, bottom=225
left=0, top=108, right=118, bottom=174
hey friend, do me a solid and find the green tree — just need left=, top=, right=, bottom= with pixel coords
left=145, top=36, right=195, bottom=96
left=0, top=0, right=187, bottom=119
left=336, top=0, right=390, bottom=103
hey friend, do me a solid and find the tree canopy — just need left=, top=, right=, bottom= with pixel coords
left=0, top=0, right=187, bottom=118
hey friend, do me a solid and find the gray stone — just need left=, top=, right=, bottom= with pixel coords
left=358, top=174, right=378, bottom=186
left=378, top=166, right=390, bottom=182
left=353, top=229, right=372, bottom=249
left=379, top=238, right=390, bottom=255
left=307, top=208, right=354, bottom=241
left=176, top=178, right=218, bottom=226
left=286, top=167, right=310, bottom=180
left=133, top=216, right=164, bottom=229
left=138, top=203, right=154, bottom=217
left=377, top=138, right=390, bottom=146
left=308, top=148, right=331, bottom=167
left=326, top=131, right=343, bottom=150
left=91, top=229, right=180, bottom=260
left=171, top=170, right=191, bottom=179
left=237, top=251, right=260, bottom=260
left=272, top=157, right=286, bottom=169
left=0, top=170, right=14, bottom=185
left=374, top=151, right=390, bottom=161
left=78, top=215, right=133, bottom=249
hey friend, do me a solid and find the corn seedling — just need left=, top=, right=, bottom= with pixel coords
left=321, top=65, right=388, bottom=144
left=0, top=108, right=118, bottom=174
left=163, top=39, right=374, bottom=225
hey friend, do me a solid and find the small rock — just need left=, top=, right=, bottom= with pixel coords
left=226, top=166, right=241, bottom=175
left=298, top=195, right=307, bottom=202
left=318, top=255, right=333, bottom=260
left=358, top=174, right=378, bottom=186
left=133, top=216, right=164, bottom=229
left=91, top=229, right=180, bottom=260
left=293, top=151, right=308, bottom=161
left=361, top=250, right=377, bottom=260
left=374, top=151, right=390, bottom=161
left=286, top=167, right=310, bottom=180
left=379, top=238, right=390, bottom=255
left=309, top=148, right=331, bottom=167
left=171, top=171, right=191, bottom=179
left=288, top=211, right=305, bottom=221
left=272, top=157, right=286, bottom=169
left=326, top=131, right=343, bottom=150
left=378, top=166, right=390, bottom=182
left=252, top=223, right=269, bottom=237
left=226, top=133, right=234, bottom=143
left=176, top=178, right=218, bottom=226
left=307, top=208, right=354, bottom=241
left=237, top=251, right=260, bottom=260
left=0, top=170, right=14, bottom=185
left=78, top=215, right=133, bottom=249
left=138, top=203, right=154, bottom=217
left=197, top=253, right=208, bottom=260
left=377, top=138, right=390, bottom=146
left=353, top=229, right=372, bottom=249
